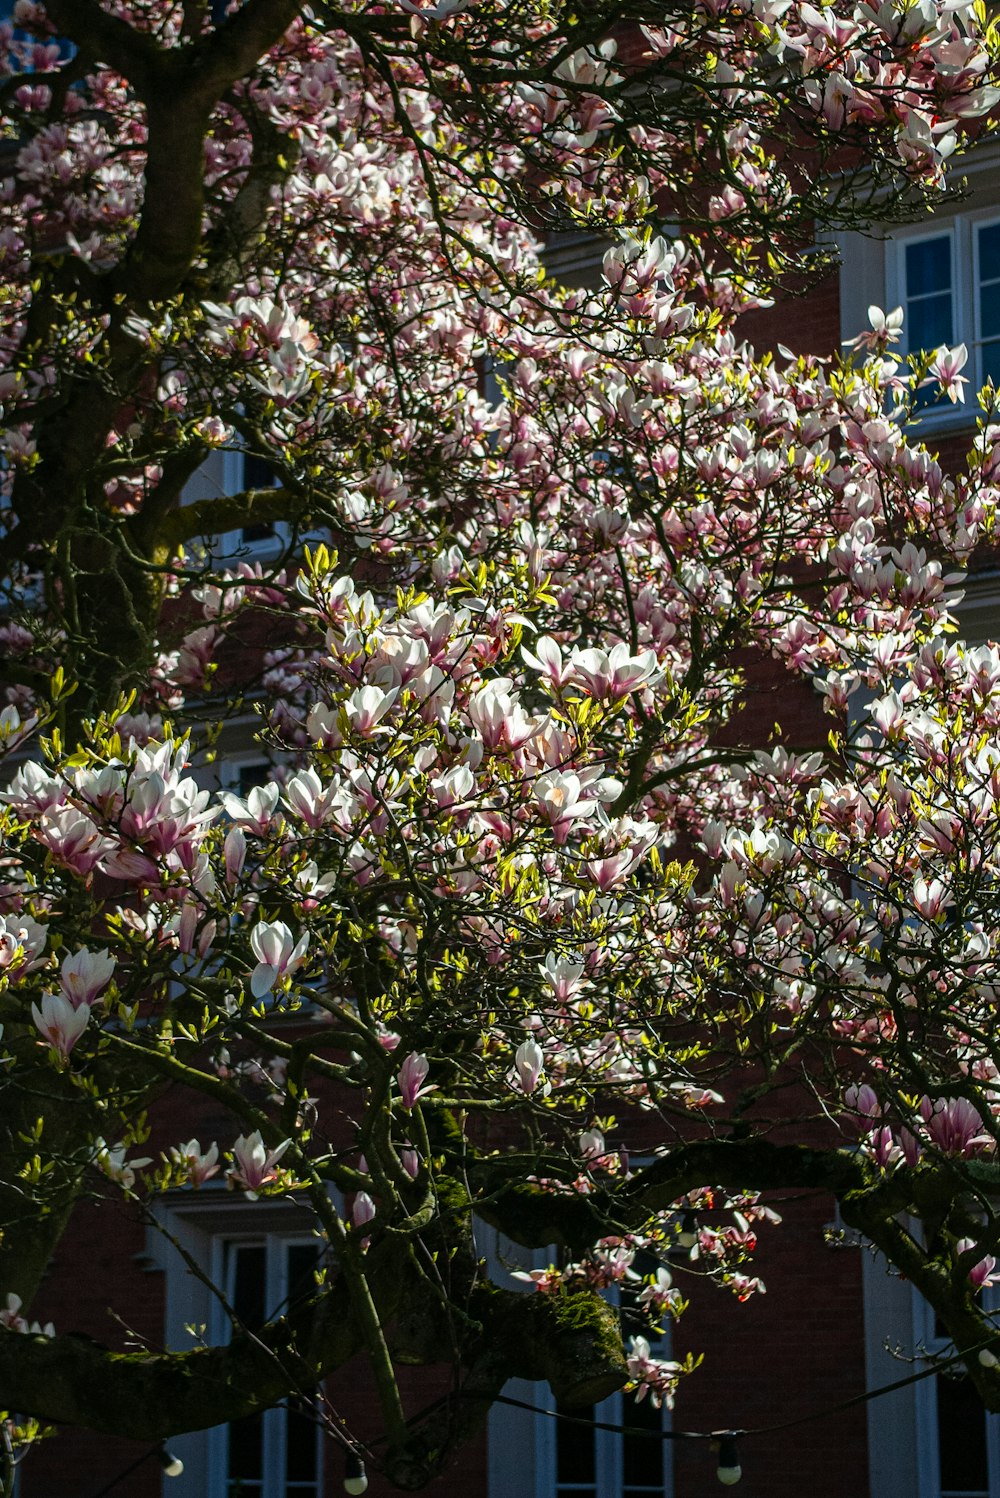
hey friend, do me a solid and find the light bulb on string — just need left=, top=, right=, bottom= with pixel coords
left=343, top=1451, right=369, bottom=1494
left=158, top=1446, right=184, bottom=1479
left=716, top=1432, right=742, bottom=1486
left=676, top=1204, right=700, bottom=1252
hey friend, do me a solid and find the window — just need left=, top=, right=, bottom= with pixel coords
left=542, top=1259, right=672, bottom=1498
left=912, top=1289, right=1000, bottom=1498
left=221, top=449, right=285, bottom=557
left=862, top=1243, right=1000, bottom=1498
left=484, top=1229, right=674, bottom=1498
left=220, top=756, right=273, bottom=798
left=146, top=1194, right=328, bottom=1497
left=213, top=1237, right=323, bottom=1498
left=887, top=213, right=1000, bottom=412
left=539, top=1390, right=670, bottom=1498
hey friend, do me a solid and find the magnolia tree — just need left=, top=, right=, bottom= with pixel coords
left=2, top=0, right=1000, bottom=1488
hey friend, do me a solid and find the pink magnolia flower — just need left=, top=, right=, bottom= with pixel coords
left=898, top=1127, right=923, bottom=1167
left=728, top=1273, right=766, bottom=1302
left=0, top=1293, right=51, bottom=1337
left=844, top=304, right=904, bottom=350
left=397, top=1052, right=437, bottom=1110
left=584, top=848, right=641, bottom=891
left=0, top=1294, right=27, bottom=1333
left=533, top=771, right=600, bottom=844
left=37, top=807, right=112, bottom=878
left=468, top=680, right=540, bottom=752
left=0, top=915, right=24, bottom=971
left=342, top=684, right=398, bottom=737
left=522, top=635, right=573, bottom=690
left=921, top=1096, right=994, bottom=1157
left=352, top=1190, right=376, bottom=1230
left=226, top=1132, right=291, bottom=1199
left=282, top=768, right=347, bottom=831
left=927, top=342, right=968, bottom=403
left=0, top=759, right=65, bottom=816
left=843, top=1083, right=881, bottom=1135
left=956, top=1239, right=1000, bottom=1290
left=59, top=947, right=115, bottom=1009
left=249, top=920, right=309, bottom=998
left=169, top=1138, right=221, bottom=1187
left=511, top=1266, right=564, bottom=1293
left=92, top=1138, right=152, bottom=1192
left=31, top=993, right=91, bottom=1059
left=430, top=764, right=475, bottom=810
left=515, top=1037, right=544, bottom=1094
left=870, top=1125, right=900, bottom=1171
left=569, top=643, right=662, bottom=700
left=540, top=953, right=589, bottom=1004
left=625, top=1336, right=681, bottom=1408
left=638, top=1267, right=679, bottom=1317
left=219, top=782, right=282, bottom=836
left=224, top=825, right=247, bottom=884
left=397, top=0, right=472, bottom=18
left=912, top=876, right=951, bottom=920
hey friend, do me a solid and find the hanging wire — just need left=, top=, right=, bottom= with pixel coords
left=462, top=1330, right=1000, bottom=1445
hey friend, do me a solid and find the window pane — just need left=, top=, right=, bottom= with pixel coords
left=907, top=236, right=951, bottom=298
left=979, top=222, right=1000, bottom=282
left=228, top=1411, right=265, bottom=1486
left=622, top=1392, right=664, bottom=1491
left=242, top=523, right=277, bottom=544
left=241, top=453, right=278, bottom=543
left=908, top=292, right=953, bottom=353
left=982, top=339, right=1000, bottom=391
left=237, top=762, right=269, bottom=797
left=244, top=453, right=278, bottom=490
left=283, top=1245, right=322, bottom=1493
left=287, top=1243, right=319, bottom=1309
left=937, top=1374, right=989, bottom=1494
left=981, top=280, right=1000, bottom=341
left=285, top=1398, right=319, bottom=1484
left=556, top=1405, right=596, bottom=1487
left=231, top=1243, right=267, bottom=1331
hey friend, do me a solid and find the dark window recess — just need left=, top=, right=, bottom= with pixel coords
left=227, top=1243, right=267, bottom=1497
left=237, top=762, right=270, bottom=797
left=227, top=1412, right=264, bottom=1497
left=556, top=1402, right=596, bottom=1495
left=937, top=1373, right=989, bottom=1496
left=622, top=1393, right=664, bottom=1495
left=904, top=234, right=953, bottom=412
left=224, top=1241, right=322, bottom=1498
left=241, top=454, right=279, bottom=543
left=285, top=1244, right=321, bottom=1492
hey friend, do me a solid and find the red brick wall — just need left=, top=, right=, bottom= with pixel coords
left=671, top=1191, right=867, bottom=1498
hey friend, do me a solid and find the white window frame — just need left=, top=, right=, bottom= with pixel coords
left=885, top=209, right=1000, bottom=428
left=912, top=1287, right=1000, bottom=1498
left=206, top=1234, right=324, bottom=1498
left=145, top=1192, right=330, bottom=1498
left=220, top=449, right=288, bottom=561
left=534, top=1383, right=673, bottom=1498
left=483, top=1227, right=673, bottom=1498
left=863, top=1241, right=1000, bottom=1498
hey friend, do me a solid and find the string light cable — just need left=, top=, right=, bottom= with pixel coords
left=74, top=1325, right=1000, bottom=1494
left=85, top=1443, right=184, bottom=1498
left=419, top=1330, right=1000, bottom=1486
